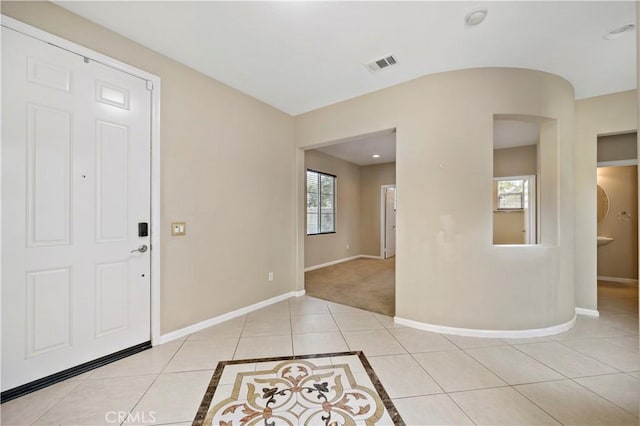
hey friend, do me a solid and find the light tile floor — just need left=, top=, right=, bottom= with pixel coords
left=2, top=283, right=638, bottom=425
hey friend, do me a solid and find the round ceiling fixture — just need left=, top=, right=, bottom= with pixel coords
left=603, top=23, right=635, bottom=40
left=372, top=154, right=381, bottom=158
left=465, top=8, right=488, bottom=26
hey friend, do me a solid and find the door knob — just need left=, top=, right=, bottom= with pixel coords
left=131, top=244, right=148, bottom=253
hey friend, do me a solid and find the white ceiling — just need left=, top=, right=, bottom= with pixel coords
left=55, top=1, right=636, bottom=115
left=494, top=120, right=540, bottom=149
left=316, top=131, right=396, bottom=166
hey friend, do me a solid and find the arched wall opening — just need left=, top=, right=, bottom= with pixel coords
left=294, top=67, right=576, bottom=337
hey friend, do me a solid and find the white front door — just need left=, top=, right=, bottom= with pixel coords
left=2, top=27, right=152, bottom=391
left=384, top=187, right=396, bottom=258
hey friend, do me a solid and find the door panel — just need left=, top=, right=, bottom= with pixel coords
left=27, top=56, right=72, bottom=92
left=95, top=120, right=129, bottom=242
left=2, top=27, right=152, bottom=391
left=26, top=268, right=72, bottom=357
left=384, top=187, right=396, bottom=258
left=27, top=104, right=72, bottom=246
left=95, top=261, right=129, bottom=337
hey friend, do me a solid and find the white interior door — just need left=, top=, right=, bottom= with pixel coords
left=384, top=187, right=396, bottom=258
left=2, top=27, right=152, bottom=391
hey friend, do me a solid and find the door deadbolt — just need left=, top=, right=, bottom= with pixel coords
left=131, top=244, right=148, bottom=254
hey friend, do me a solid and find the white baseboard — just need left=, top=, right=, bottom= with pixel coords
left=304, top=254, right=385, bottom=272
left=360, top=255, right=384, bottom=260
left=304, top=255, right=361, bottom=272
left=598, top=276, right=639, bottom=286
left=394, top=314, right=576, bottom=339
left=158, top=290, right=304, bottom=344
left=575, top=307, right=600, bottom=317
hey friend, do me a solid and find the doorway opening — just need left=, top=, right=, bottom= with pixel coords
left=596, top=132, right=638, bottom=317
left=381, top=185, right=396, bottom=259
left=302, top=129, right=396, bottom=316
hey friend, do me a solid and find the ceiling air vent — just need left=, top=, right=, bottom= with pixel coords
left=365, top=55, right=399, bottom=73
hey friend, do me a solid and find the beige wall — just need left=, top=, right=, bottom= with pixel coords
left=360, top=163, right=396, bottom=256
left=493, top=210, right=525, bottom=244
left=295, top=68, right=575, bottom=331
left=1, top=1, right=298, bottom=335
left=304, top=151, right=360, bottom=267
left=494, top=145, right=538, bottom=177
left=574, top=90, right=637, bottom=310
left=597, top=133, right=637, bottom=162
left=597, top=166, right=639, bottom=280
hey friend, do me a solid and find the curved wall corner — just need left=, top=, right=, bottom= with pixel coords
left=295, top=68, right=576, bottom=335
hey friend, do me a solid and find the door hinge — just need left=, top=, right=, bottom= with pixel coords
left=146, top=81, right=153, bottom=91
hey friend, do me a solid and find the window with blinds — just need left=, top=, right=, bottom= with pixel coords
left=306, top=170, right=336, bottom=235
left=496, top=178, right=525, bottom=210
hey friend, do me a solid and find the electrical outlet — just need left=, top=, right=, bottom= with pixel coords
left=171, top=222, right=186, bottom=236
left=346, top=243, right=350, bottom=250
left=268, top=272, right=274, bottom=281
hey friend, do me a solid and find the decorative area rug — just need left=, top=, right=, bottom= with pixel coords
left=193, top=351, right=404, bottom=426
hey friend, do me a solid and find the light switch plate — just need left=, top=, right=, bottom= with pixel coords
left=171, top=222, right=186, bottom=236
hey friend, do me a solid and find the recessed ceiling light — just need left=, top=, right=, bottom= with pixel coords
left=603, top=23, right=635, bottom=40
left=465, top=8, right=488, bottom=26
left=372, top=154, right=381, bottom=158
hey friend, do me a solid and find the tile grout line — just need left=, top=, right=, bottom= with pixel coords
left=461, top=346, right=564, bottom=386
left=509, top=382, right=566, bottom=425
left=507, top=340, right=640, bottom=419
left=367, top=314, right=509, bottom=426
left=508, top=343, right=584, bottom=380
left=231, top=314, right=249, bottom=360
left=466, top=343, right=570, bottom=383
left=376, top=323, right=447, bottom=395
left=553, top=338, right=627, bottom=373
left=327, top=304, right=356, bottom=354
left=26, top=379, right=84, bottom=426
left=569, top=375, right=640, bottom=419
left=460, top=339, right=574, bottom=423
left=443, top=337, right=613, bottom=424
left=120, top=339, right=190, bottom=425
left=325, top=303, right=459, bottom=423
left=380, top=330, right=484, bottom=425
left=118, top=373, right=163, bottom=426
left=439, top=393, right=478, bottom=426
left=160, top=337, right=190, bottom=374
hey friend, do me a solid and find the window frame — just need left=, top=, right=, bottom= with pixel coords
left=492, top=174, right=538, bottom=245
left=306, top=169, right=337, bottom=236
left=495, top=178, right=526, bottom=211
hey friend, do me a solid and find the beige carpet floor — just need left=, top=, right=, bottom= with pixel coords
left=305, top=257, right=395, bottom=316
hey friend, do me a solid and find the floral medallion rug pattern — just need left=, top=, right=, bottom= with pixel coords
left=193, top=351, right=404, bottom=426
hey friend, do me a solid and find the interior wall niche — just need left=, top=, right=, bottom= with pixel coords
left=492, top=118, right=539, bottom=245
left=492, top=115, right=558, bottom=246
